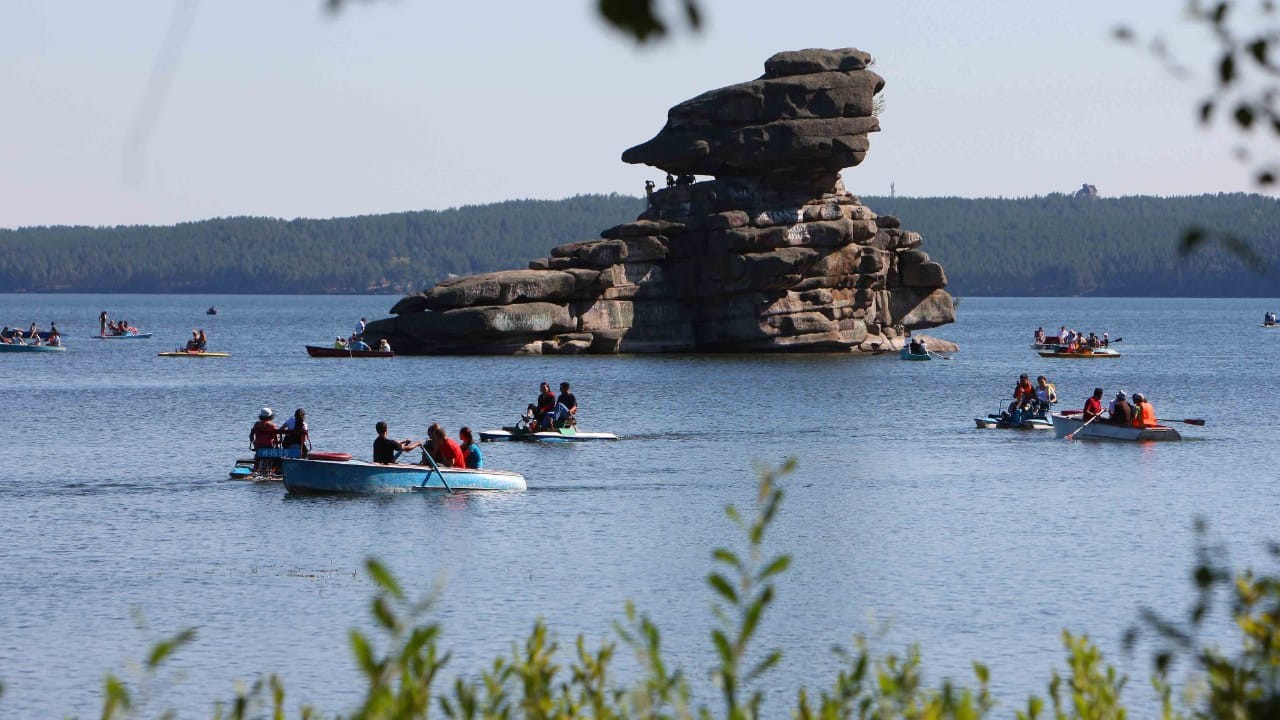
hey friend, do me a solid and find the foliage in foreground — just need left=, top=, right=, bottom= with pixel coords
left=34, top=460, right=1280, bottom=718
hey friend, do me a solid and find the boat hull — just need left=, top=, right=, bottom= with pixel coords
left=1037, top=347, right=1120, bottom=358
left=0, top=343, right=66, bottom=353
left=479, top=426, right=619, bottom=442
left=1050, top=413, right=1181, bottom=441
left=305, top=345, right=393, bottom=358
left=91, top=333, right=152, bottom=339
left=899, top=348, right=931, bottom=361
left=158, top=351, right=230, bottom=358
left=282, top=458, right=526, bottom=493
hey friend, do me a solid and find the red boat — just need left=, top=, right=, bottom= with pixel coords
left=305, top=345, right=394, bottom=358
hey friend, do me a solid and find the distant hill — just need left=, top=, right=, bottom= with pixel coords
left=2, top=192, right=1277, bottom=296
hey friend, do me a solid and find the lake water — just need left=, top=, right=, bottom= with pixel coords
left=0, top=294, right=1275, bottom=717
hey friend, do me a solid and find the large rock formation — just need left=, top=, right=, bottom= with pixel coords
left=368, top=48, right=956, bottom=354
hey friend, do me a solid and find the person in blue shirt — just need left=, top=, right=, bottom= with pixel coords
left=459, top=427, right=483, bottom=469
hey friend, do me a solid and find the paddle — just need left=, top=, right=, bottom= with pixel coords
left=1065, top=413, right=1102, bottom=440
left=926, top=349, right=952, bottom=361
left=418, top=443, right=453, bottom=494
left=1156, top=418, right=1207, bottom=426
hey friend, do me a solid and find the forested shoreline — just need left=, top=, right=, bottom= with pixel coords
left=2, top=192, right=1278, bottom=296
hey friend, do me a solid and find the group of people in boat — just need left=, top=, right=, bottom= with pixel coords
left=1082, top=388, right=1158, bottom=428
left=1265, top=311, right=1277, bottom=326
left=185, top=329, right=209, bottom=352
left=1006, top=373, right=1058, bottom=417
left=98, top=311, right=140, bottom=336
left=1, top=322, right=61, bottom=346
left=1034, top=326, right=1110, bottom=350
left=524, top=381, right=578, bottom=431
left=333, top=334, right=391, bottom=352
left=249, top=407, right=313, bottom=473
left=904, top=331, right=929, bottom=355
left=374, top=421, right=483, bottom=469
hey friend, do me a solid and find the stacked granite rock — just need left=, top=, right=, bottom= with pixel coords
left=367, top=48, right=955, bottom=355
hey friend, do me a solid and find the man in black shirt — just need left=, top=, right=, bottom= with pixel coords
left=373, top=421, right=420, bottom=464
left=554, top=382, right=578, bottom=427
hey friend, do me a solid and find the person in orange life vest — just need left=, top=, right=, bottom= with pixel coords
left=1082, top=388, right=1104, bottom=422
left=1008, top=374, right=1034, bottom=414
left=1130, top=393, right=1158, bottom=428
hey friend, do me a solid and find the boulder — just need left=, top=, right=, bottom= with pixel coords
left=423, top=270, right=576, bottom=310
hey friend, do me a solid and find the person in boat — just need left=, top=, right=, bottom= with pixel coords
left=1008, top=374, right=1035, bottom=415
left=333, top=335, right=347, bottom=350
left=459, top=426, right=483, bottom=469
left=357, top=317, right=367, bottom=336
left=49, top=322, right=59, bottom=338
left=425, top=423, right=466, bottom=468
left=1086, top=332, right=1099, bottom=348
left=1130, top=393, right=1158, bottom=428
left=349, top=334, right=371, bottom=352
left=196, top=329, right=207, bottom=351
left=1083, top=388, right=1105, bottom=422
left=1266, top=312, right=1276, bottom=326
left=1031, top=375, right=1057, bottom=414
left=250, top=408, right=280, bottom=474
left=185, top=330, right=200, bottom=352
left=525, top=382, right=556, bottom=430
left=47, top=333, right=62, bottom=347
left=1102, top=332, right=1110, bottom=347
left=279, top=408, right=311, bottom=458
left=554, top=382, right=578, bottom=427
left=1034, top=327, right=1045, bottom=344
left=1107, top=391, right=1134, bottom=426
left=99, top=311, right=108, bottom=336
left=373, top=421, right=420, bottom=464
left=377, top=338, right=391, bottom=352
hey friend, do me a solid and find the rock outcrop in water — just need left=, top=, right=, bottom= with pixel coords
left=367, top=48, right=956, bottom=354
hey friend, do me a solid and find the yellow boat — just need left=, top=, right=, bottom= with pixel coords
left=157, top=350, right=230, bottom=358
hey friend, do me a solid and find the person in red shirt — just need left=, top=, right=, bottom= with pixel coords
left=426, top=423, right=467, bottom=468
left=1082, top=388, right=1104, bottom=421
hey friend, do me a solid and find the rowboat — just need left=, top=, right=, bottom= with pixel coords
left=281, top=457, right=526, bottom=493
left=158, top=350, right=230, bottom=358
left=1050, top=413, right=1181, bottom=441
left=0, top=343, right=66, bottom=353
left=1037, top=346, right=1120, bottom=359
left=91, top=333, right=153, bottom=339
left=305, top=345, right=393, bottom=358
left=899, top=348, right=931, bottom=361
left=1263, top=324, right=1279, bottom=329
left=479, top=423, right=619, bottom=442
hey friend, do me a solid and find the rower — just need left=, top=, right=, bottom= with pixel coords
left=1082, top=388, right=1104, bottom=422
left=1130, top=393, right=1157, bottom=428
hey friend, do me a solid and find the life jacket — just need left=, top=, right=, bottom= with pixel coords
left=1131, top=402, right=1157, bottom=428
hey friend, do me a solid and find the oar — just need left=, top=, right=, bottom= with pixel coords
left=1157, top=418, right=1206, bottom=426
left=926, top=349, right=952, bottom=361
left=1065, top=413, right=1102, bottom=440
left=418, top=443, right=453, bottom=494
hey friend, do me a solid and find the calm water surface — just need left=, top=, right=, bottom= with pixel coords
left=0, top=294, right=1275, bottom=716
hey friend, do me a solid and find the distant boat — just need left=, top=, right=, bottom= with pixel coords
left=158, top=350, right=230, bottom=358
left=206, top=307, right=218, bottom=315
left=1050, top=413, right=1181, bottom=441
left=899, top=347, right=931, bottom=361
left=0, top=343, right=66, bottom=353
left=1037, top=346, right=1121, bottom=359
left=305, top=345, right=393, bottom=358
left=90, top=332, right=153, bottom=340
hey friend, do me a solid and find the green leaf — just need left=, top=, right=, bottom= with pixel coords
left=713, top=548, right=743, bottom=570
left=1219, top=53, right=1236, bottom=84
left=350, top=629, right=377, bottom=675
left=758, top=555, right=791, bottom=580
left=1200, top=100, right=1215, bottom=124
left=1249, top=39, right=1269, bottom=65
left=597, top=0, right=666, bottom=43
left=708, top=573, right=738, bottom=603
left=1178, top=227, right=1206, bottom=256
left=146, top=628, right=196, bottom=668
left=711, top=629, right=733, bottom=663
left=365, top=558, right=403, bottom=599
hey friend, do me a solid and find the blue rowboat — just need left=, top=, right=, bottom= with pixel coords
left=0, top=343, right=66, bottom=353
left=281, top=457, right=526, bottom=493
left=899, top=348, right=931, bottom=361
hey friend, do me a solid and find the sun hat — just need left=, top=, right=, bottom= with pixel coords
left=1116, top=390, right=1126, bottom=399
left=1133, top=393, right=1145, bottom=402
left=259, top=407, right=274, bottom=420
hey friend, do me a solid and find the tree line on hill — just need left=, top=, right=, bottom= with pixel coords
left=1, top=192, right=1277, bottom=296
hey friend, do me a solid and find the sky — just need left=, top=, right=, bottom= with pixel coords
left=0, top=0, right=1265, bottom=228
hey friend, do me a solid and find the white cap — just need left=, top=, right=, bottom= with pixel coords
left=259, top=407, right=273, bottom=419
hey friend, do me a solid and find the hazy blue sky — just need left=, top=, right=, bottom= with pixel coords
left=0, top=1, right=1260, bottom=228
